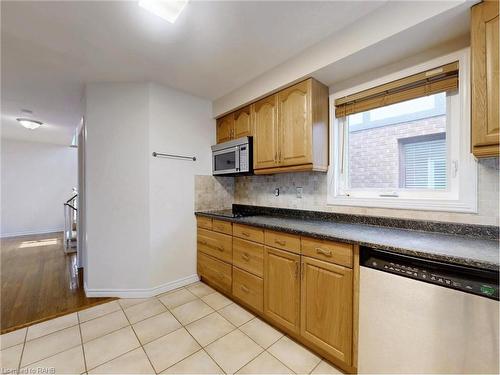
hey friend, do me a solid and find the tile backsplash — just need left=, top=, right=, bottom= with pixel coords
left=196, top=158, right=499, bottom=226
left=194, top=175, right=234, bottom=211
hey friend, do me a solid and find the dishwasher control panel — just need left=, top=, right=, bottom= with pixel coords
left=362, top=249, right=499, bottom=301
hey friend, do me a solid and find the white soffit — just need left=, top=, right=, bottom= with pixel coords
left=212, top=0, right=472, bottom=118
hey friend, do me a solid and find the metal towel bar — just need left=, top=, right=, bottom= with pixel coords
left=152, top=152, right=196, bottom=161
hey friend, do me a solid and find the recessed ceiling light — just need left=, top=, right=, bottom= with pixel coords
left=16, top=118, right=43, bottom=130
left=138, top=0, right=188, bottom=23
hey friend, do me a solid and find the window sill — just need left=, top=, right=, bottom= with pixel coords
left=327, top=195, right=477, bottom=213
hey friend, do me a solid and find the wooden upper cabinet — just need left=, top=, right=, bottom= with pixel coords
left=216, top=113, right=234, bottom=144
left=214, top=78, right=329, bottom=172
left=278, top=80, right=312, bottom=166
left=301, top=257, right=353, bottom=366
left=234, top=106, right=252, bottom=139
left=253, top=95, right=279, bottom=170
left=263, top=246, right=301, bottom=334
left=472, top=0, right=499, bottom=157
left=252, top=78, right=328, bottom=174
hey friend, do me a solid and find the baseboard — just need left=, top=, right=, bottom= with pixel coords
left=0, top=228, right=64, bottom=238
left=84, top=274, right=200, bottom=298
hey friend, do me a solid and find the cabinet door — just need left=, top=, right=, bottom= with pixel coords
left=472, top=0, right=499, bottom=157
left=216, top=114, right=234, bottom=144
left=278, top=80, right=312, bottom=166
left=234, top=106, right=252, bottom=139
left=252, top=95, right=279, bottom=169
left=301, top=257, right=353, bottom=366
left=264, top=246, right=300, bottom=334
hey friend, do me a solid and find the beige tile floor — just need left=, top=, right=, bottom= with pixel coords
left=0, top=281, right=343, bottom=374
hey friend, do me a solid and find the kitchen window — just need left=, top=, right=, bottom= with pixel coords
left=329, top=49, right=477, bottom=212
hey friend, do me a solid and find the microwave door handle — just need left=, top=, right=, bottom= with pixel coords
left=235, top=146, right=240, bottom=171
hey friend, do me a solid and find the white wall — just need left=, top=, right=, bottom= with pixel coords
left=85, top=83, right=151, bottom=292
left=149, top=83, right=213, bottom=289
left=1, top=138, right=77, bottom=237
left=84, top=82, right=214, bottom=297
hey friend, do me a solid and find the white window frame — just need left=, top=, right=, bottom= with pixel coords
left=328, top=48, right=477, bottom=213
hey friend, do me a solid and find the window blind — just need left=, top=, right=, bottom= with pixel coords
left=402, top=137, right=447, bottom=189
left=335, top=62, right=459, bottom=118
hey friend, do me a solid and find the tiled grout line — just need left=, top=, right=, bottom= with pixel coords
left=4, top=282, right=326, bottom=375
left=15, top=325, right=28, bottom=372
left=19, top=342, right=83, bottom=369
left=78, top=285, right=215, bottom=374
left=14, top=304, right=128, bottom=371
left=77, top=309, right=89, bottom=374
left=164, top=289, right=266, bottom=374
left=309, top=359, right=322, bottom=374
left=117, top=299, right=157, bottom=374
left=155, top=288, right=231, bottom=374
left=156, top=286, right=298, bottom=375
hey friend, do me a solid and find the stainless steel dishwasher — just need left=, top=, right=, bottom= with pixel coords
left=358, top=248, right=499, bottom=374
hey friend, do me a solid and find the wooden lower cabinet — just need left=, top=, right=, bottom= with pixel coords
left=232, top=267, right=263, bottom=313
left=263, top=246, right=301, bottom=334
left=301, top=256, right=353, bottom=366
left=196, top=219, right=357, bottom=372
left=198, top=252, right=232, bottom=294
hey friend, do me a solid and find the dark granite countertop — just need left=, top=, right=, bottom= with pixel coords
left=195, top=208, right=499, bottom=271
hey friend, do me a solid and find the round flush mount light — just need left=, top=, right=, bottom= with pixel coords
left=16, top=118, right=43, bottom=130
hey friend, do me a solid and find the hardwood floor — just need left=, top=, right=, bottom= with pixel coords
left=1, top=232, right=114, bottom=334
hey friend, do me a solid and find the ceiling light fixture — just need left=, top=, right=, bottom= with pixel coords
left=138, top=0, right=188, bottom=23
left=16, top=118, right=43, bottom=130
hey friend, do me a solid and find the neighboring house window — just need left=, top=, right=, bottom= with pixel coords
left=399, top=133, right=446, bottom=190
left=329, top=49, right=477, bottom=212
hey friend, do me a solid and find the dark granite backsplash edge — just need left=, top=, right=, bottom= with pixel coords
left=231, top=204, right=499, bottom=240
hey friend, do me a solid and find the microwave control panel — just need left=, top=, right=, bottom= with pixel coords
left=239, top=145, right=249, bottom=172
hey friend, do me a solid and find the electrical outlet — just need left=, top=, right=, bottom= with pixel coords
left=296, top=187, right=303, bottom=198
left=274, top=188, right=280, bottom=196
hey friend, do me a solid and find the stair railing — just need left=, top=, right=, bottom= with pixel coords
left=63, top=194, right=78, bottom=252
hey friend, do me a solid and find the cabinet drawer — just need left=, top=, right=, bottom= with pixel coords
left=233, top=224, right=264, bottom=243
left=197, top=228, right=232, bottom=264
left=232, top=267, right=263, bottom=313
left=233, top=238, right=264, bottom=277
left=196, top=216, right=212, bottom=230
left=212, top=219, right=232, bottom=235
left=265, top=230, right=300, bottom=254
left=198, top=252, right=232, bottom=294
left=301, top=237, right=353, bottom=268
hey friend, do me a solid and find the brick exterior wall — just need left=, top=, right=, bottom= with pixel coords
left=348, top=115, right=446, bottom=189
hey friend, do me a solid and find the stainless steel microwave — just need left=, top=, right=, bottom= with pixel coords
left=211, top=136, right=253, bottom=176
